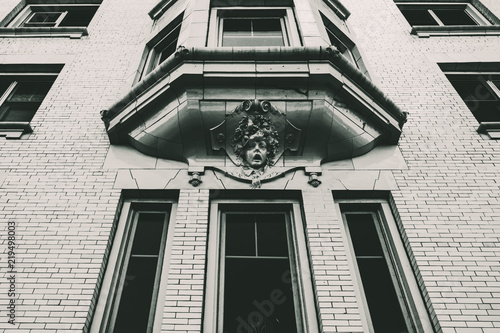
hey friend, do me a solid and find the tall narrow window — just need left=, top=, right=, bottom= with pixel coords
left=339, top=202, right=434, bottom=333
left=90, top=202, right=175, bottom=333
left=204, top=202, right=318, bottom=333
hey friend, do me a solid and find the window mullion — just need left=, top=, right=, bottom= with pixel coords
left=54, top=11, right=68, bottom=27
left=428, top=9, right=444, bottom=26
left=0, top=81, right=17, bottom=107
left=146, top=212, right=170, bottom=333
left=486, top=80, right=500, bottom=99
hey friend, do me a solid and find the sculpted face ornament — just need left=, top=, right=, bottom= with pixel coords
left=210, top=100, right=301, bottom=188
left=244, top=139, right=268, bottom=169
left=232, top=115, right=280, bottom=188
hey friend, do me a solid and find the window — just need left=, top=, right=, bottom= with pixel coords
left=209, top=8, right=301, bottom=47
left=204, top=202, right=318, bottom=333
left=7, top=4, right=99, bottom=28
left=397, top=3, right=489, bottom=26
left=442, top=66, right=500, bottom=138
left=90, top=201, right=176, bottom=333
left=139, top=14, right=183, bottom=80
left=338, top=201, right=434, bottom=333
left=321, top=13, right=358, bottom=67
left=0, top=67, right=60, bottom=138
left=395, top=1, right=500, bottom=36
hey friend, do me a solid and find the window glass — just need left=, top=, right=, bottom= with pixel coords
left=0, top=79, right=54, bottom=122
left=112, top=211, right=168, bottom=333
left=400, top=8, right=438, bottom=26
left=346, top=213, right=409, bottom=333
left=59, top=7, right=98, bottom=27
left=222, top=17, right=284, bottom=46
left=446, top=74, right=500, bottom=122
left=24, top=12, right=62, bottom=27
left=434, top=8, right=477, bottom=25
left=223, top=213, right=297, bottom=333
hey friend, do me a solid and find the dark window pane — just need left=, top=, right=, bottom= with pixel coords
left=6, top=81, right=52, bottom=103
left=222, top=18, right=284, bottom=47
left=257, top=214, right=288, bottom=257
left=346, top=213, right=384, bottom=256
left=0, top=104, right=37, bottom=121
left=357, top=258, right=409, bottom=333
left=130, top=212, right=165, bottom=255
left=223, top=258, right=297, bottom=333
left=253, top=18, right=281, bottom=32
left=113, top=257, right=158, bottom=333
left=447, top=75, right=500, bottom=122
left=434, top=8, right=477, bottom=26
left=156, top=25, right=181, bottom=65
left=226, top=214, right=256, bottom=256
left=223, top=18, right=252, bottom=33
left=59, top=7, right=98, bottom=27
left=400, top=8, right=438, bottom=26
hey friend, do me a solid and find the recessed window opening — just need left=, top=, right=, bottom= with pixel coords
left=204, top=201, right=319, bottom=333
left=0, top=76, right=56, bottom=122
left=12, top=5, right=99, bottom=28
left=320, top=13, right=357, bottom=66
left=397, top=3, right=491, bottom=26
left=445, top=72, right=500, bottom=122
left=345, top=212, right=410, bottom=332
left=212, top=8, right=300, bottom=47
left=139, top=14, right=183, bottom=81
left=338, top=201, right=435, bottom=333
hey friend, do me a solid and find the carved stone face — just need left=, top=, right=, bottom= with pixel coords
left=244, top=139, right=268, bottom=169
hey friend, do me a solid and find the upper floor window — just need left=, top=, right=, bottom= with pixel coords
left=321, top=13, right=358, bottom=67
left=0, top=65, right=61, bottom=139
left=398, top=2, right=489, bottom=26
left=209, top=8, right=301, bottom=47
left=138, top=14, right=183, bottom=80
left=441, top=63, right=500, bottom=138
left=7, top=4, right=99, bottom=28
left=395, top=1, right=500, bottom=36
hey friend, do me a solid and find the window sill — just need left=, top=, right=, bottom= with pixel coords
left=411, top=25, right=500, bottom=37
left=0, top=122, right=32, bottom=139
left=0, top=27, right=88, bottom=38
left=477, top=122, right=500, bottom=139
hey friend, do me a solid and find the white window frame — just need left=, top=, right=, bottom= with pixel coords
left=396, top=2, right=491, bottom=26
left=90, top=199, right=177, bottom=333
left=203, top=200, right=318, bottom=333
left=207, top=7, right=301, bottom=47
left=7, top=4, right=99, bottom=28
left=335, top=199, right=434, bottom=333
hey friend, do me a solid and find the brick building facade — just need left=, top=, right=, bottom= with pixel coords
left=0, top=0, right=499, bottom=332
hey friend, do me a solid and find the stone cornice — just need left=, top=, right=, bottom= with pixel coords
left=103, top=46, right=408, bottom=129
